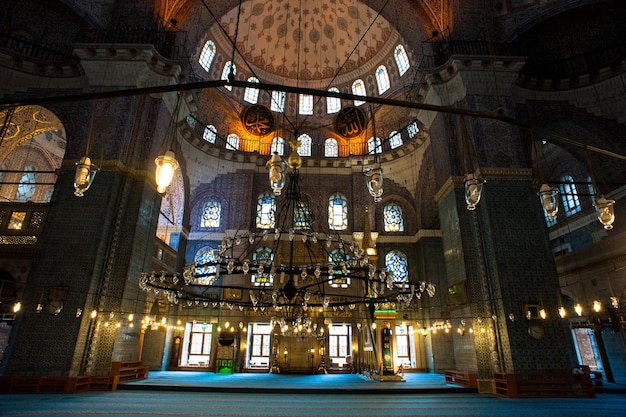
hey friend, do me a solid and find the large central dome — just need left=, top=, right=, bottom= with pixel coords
left=211, top=0, right=400, bottom=87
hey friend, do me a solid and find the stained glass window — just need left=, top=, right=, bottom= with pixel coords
left=201, top=198, right=221, bottom=228
left=194, top=246, right=217, bottom=285
left=298, top=134, right=312, bottom=156
left=394, top=45, right=410, bottom=76
left=385, top=250, right=409, bottom=288
left=407, top=122, right=419, bottom=138
left=389, top=131, right=403, bottom=149
left=221, top=61, right=236, bottom=91
left=256, top=192, right=275, bottom=229
left=244, top=77, right=260, bottom=103
left=203, top=125, right=217, bottom=143
left=376, top=65, right=390, bottom=94
left=15, top=166, right=36, bottom=202
left=559, top=175, right=581, bottom=217
left=199, top=40, right=216, bottom=72
left=384, top=203, right=404, bottom=232
left=294, top=195, right=312, bottom=230
left=329, top=249, right=350, bottom=288
left=252, top=247, right=274, bottom=286
left=271, top=137, right=285, bottom=156
left=352, top=79, right=366, bottom=106
left=327, top=88, right=341, bottom=114
left=271, top=91, right=286, bottom=112
left=299, top=94, right=313, bottom=115
left=325, top=138, right=338, bottom=158
left=226, top=133, right=240, bottom=151
left=328, top=193, right=347, bottom=230
left=368, top=137, right=382, bottom=154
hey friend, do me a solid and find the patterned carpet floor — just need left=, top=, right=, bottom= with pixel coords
left=2, top=390, right=626, bottom=416
left=2, top=372, right=626, bottom=416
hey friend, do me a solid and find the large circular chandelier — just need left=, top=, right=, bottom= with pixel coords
left=140, top=142, right=436, bottom=324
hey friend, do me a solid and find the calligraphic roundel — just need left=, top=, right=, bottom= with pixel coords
left=242, top=105, right=275, bottom=137
left=334, top=106, right=367, bottom=139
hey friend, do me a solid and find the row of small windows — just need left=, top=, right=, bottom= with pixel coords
left=199, top=195, right=404, bottom=233
left=194, top=245, right=409, bottom=288
left=544, top=175, right=593, bottom=227
left=199, top=40, right=411, bottom=114
left=200, top=122, right=419, bottom=155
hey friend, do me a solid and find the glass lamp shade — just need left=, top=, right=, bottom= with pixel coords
left=464, top=173, right=484, bottom=211
left=538, top=183, right=559, bottom=218
left=594, top=195, right=616, bottom=230
left=266, top=152, right=287, bottom=195
left=74, top=156, right=98, bottom=197
left=365, top=165, right=383, bottom=202
left=155, top=150, right=179, bottom=194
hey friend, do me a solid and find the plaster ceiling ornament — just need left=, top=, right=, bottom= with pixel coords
left=212, top=0, right=397, bottom=85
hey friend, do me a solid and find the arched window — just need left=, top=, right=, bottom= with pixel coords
left=203, top=125, right=217, bottom=143
left=383, top=203, right=404, bottom=232
left=201, top=198, right=221, bottom=228
left=389, top=131, right=402, bottom=149
left=297, top=134, right=312, bottom=156
left=325, top=138, right=338, bottom=158
left=195, top=246, right=217, bottom=285
left=352, top=79, right=366, bottom=106
left=221, top=61, right=236, bottom=91
left=586, top=176, right=596, bottom=205
left=226, top=133, right=240, bottom=151
left=186, top=115, right=197, bottom=128
left=244, top=77, right=260, bottom=103
left=394, top=45, right=410, bottom=76
left=271, top=91, right=286, bottom=112
left=375, top=65, right=390, bottom=94
left=299, top=94, right=314, bottom=115
left=559, top=175, right=581, bottom=216
left=252, top=247, right=274, bottom=286
left=256, top=192, right=275, bottom=229
left=271, top=137, right=285, bottom=156
left=368, top=137, right=382, bottom=154
left=294, top=194, right=312, bottom=230
left=199, top=40, right=216, bottom=72
left=327, top=88, right=341, bottom=114
left=329, top=249, right=350, bottom=288
left=328, top=193, right=348, bottom=230
left=15, top=166, right=36, bottom=202
left=407, top=122, right=419, bottom=138
left=385, top=249, right=409, bottom=288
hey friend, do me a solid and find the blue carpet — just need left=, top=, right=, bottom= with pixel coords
left=2, top=391, right=626, bottom=416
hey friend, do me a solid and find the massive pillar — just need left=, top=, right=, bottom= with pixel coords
left=2, top=46, right=187, bottom=376
left=427, top=59, right=578, bottom=384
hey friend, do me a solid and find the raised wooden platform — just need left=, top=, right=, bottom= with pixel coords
left=444, top=370, right=477, bottom=388
left=494, top=372, right=595, bottom=398
left=0, top=360, right=148, bottom=394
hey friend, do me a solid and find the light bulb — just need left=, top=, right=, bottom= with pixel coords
left=574, top=303, right=583, bottom=316
left=154, top=150, right=179, bottom=194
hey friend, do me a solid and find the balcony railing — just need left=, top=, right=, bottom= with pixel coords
left=77, top=27, right=188, bottom=61
left=0, top=32, right=77, bottom=63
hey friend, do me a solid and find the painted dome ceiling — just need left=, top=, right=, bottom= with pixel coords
left=211, top=0, right=400, bottom=87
